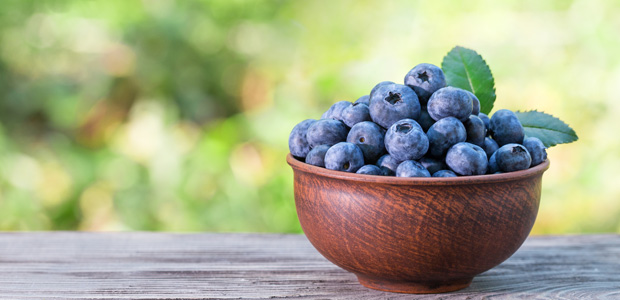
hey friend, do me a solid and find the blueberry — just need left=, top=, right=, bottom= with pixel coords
left=419, top=156, right=446, bottom=175
left=464, top=115, right=486, bottom=147
left=432, top=170, right=458, bottom=177
left=490, top=109, right=524, bottom=146
left=495, top=143, right=532, bottom=172
left=369, top=81, right=395, bottom=99
left=384, top=119, right=428, bottom=161
left=306, top=119, right=348, bottom=148
left=418, top=107, right=435, bottom=132
left=427, top=87, right=473, bottom=122
left=324, top=142, right=365, bottom=173
left=522, top=137, right=547, bottom=167
left=487, top=152, right=500, bottom=174
left=288, top=119, right=317, bottom=158
left=482, top=137, right=499, bottom=158
left=369, top=84, right=421, bottom=129
left=426, top=117, right=467, bottom=157
left=356, top=164, right=384, bottom=175
left=465, top=90, right=480, bottom=115
left=305, top=145, right=330, bottom=167
left=346, top=121, right=385, bottom=162
left=376, top=154, right=400, bottom=175
left=341, top=102, right=371, bottom=127
left=354, top=95, right=370, bottom=106
left=446, top=142, right=488, bottom=176
left=321, top=101, right=351, bottom=121
left=403, top=63, right=446, bottom=105
left=396, top=160, right=431, bottom=177
left=478, top=113, right=491, bottom=135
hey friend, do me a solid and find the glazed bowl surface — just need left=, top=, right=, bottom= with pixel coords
left=287, top=154, right=550, bottom=293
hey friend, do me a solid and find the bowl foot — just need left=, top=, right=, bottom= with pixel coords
left=356, top=274, right=472, bottom=294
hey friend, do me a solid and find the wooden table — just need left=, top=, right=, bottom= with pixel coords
left=0, top=233, right=618, bottom=299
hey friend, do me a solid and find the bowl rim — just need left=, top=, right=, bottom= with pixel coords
left=287, top=153, right=550, bottom=186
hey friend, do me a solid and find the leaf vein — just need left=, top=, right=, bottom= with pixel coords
left=457, top=49, right=476, bottom=94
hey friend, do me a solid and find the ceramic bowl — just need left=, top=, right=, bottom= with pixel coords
left=287, top=154, right=550, bottom=293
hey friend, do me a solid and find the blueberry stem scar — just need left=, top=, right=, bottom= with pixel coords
left=417, top=71, right=429, bottom=82
left=385, top=92, right=402, bottom=104
left=396, top=123, right=412, bottom=133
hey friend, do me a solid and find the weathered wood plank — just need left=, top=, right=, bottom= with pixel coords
left=0, top=233, right=618, bottom=299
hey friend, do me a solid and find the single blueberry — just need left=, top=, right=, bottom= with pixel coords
left=419, top=156, right=446, bottom=175
left=487, top=152, right=500, bottom=174
left=305, top=145, right=330, bottom=167
left=288, top=119, right=317, bottom=158
left=376, top=154, right=400, bottom=175
left=404, top=63, right=446, bottom=105
left=490, top=109, right=524, bottom=146
left=354, top=95, right=370, bottom=106
left=464, top=115, right=486, bottom=147
left=482, top=137, right=499, bottom=158
left=306, top=119, right=348, bottom=148
left=418, top=107, right=435, bottom=132
left=369, top=84, right=421, bottom=129
left=346, top=121, right=385, bottom=162
left=465, top=90, right=480, bottom=115
left=495, top=143, right=532, bottom=172
left=324, top=142, right=365, bottom=173
left=427, top=87, right=473, bottom=122
left=321, top=101, right=351, bottom=121
left=341, top=102, right=371, bottom=127
left=396, top=160, right=431, bottom=177
left=432, top=170, right=458, bottom=177
left=478, top=113, right=491, bottom=135
left=356, top=164, right=384, bottom=175
left=426, top=117, right=467, bottom=157
left=369, top=81, right=395, bottom=99
left=384, top=119, right=428, bottom=161
left=446, top=142, right=488, bottom=176
left=522, top=137, right=547, bottom=167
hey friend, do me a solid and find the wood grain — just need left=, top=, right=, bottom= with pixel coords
left=0, top=233, right=619, bottom=299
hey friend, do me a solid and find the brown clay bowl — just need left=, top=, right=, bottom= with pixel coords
left=287, top=154, right=550, bottom=294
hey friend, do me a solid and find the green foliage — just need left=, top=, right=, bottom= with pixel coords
left=0, top=1, right=614, bottom=234
left=515, top=111, right=579, bottom=147
left=0, top=0, right=301, bottom=233
left=442, top=47, right=578, bottom=148
left=441, top=46, right=496, bottom=115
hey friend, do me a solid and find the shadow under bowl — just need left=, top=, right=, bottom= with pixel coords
left=287, top=154, right=550, bottom=294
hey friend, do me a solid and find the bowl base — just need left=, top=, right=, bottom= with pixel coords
left=356, top=274, right=472, bottom=294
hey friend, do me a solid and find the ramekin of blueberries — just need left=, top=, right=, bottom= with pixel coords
left=288, top=46, right=577, bottom=178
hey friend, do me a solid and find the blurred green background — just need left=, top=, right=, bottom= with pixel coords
left=0, top=0, right=617, bottom=233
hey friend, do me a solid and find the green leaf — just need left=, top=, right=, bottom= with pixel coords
left=514, top=110, right=578, bottom=147
left=441, top=46, right=496, bottom=115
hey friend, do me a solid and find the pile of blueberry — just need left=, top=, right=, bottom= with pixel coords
left=289, top=63, right=547, bottom=177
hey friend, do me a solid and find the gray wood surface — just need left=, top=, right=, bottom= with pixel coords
left=0, top=233, right=618, bottom=299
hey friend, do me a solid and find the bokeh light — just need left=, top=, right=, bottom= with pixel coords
left=0, top=0, right=618, bottom=233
